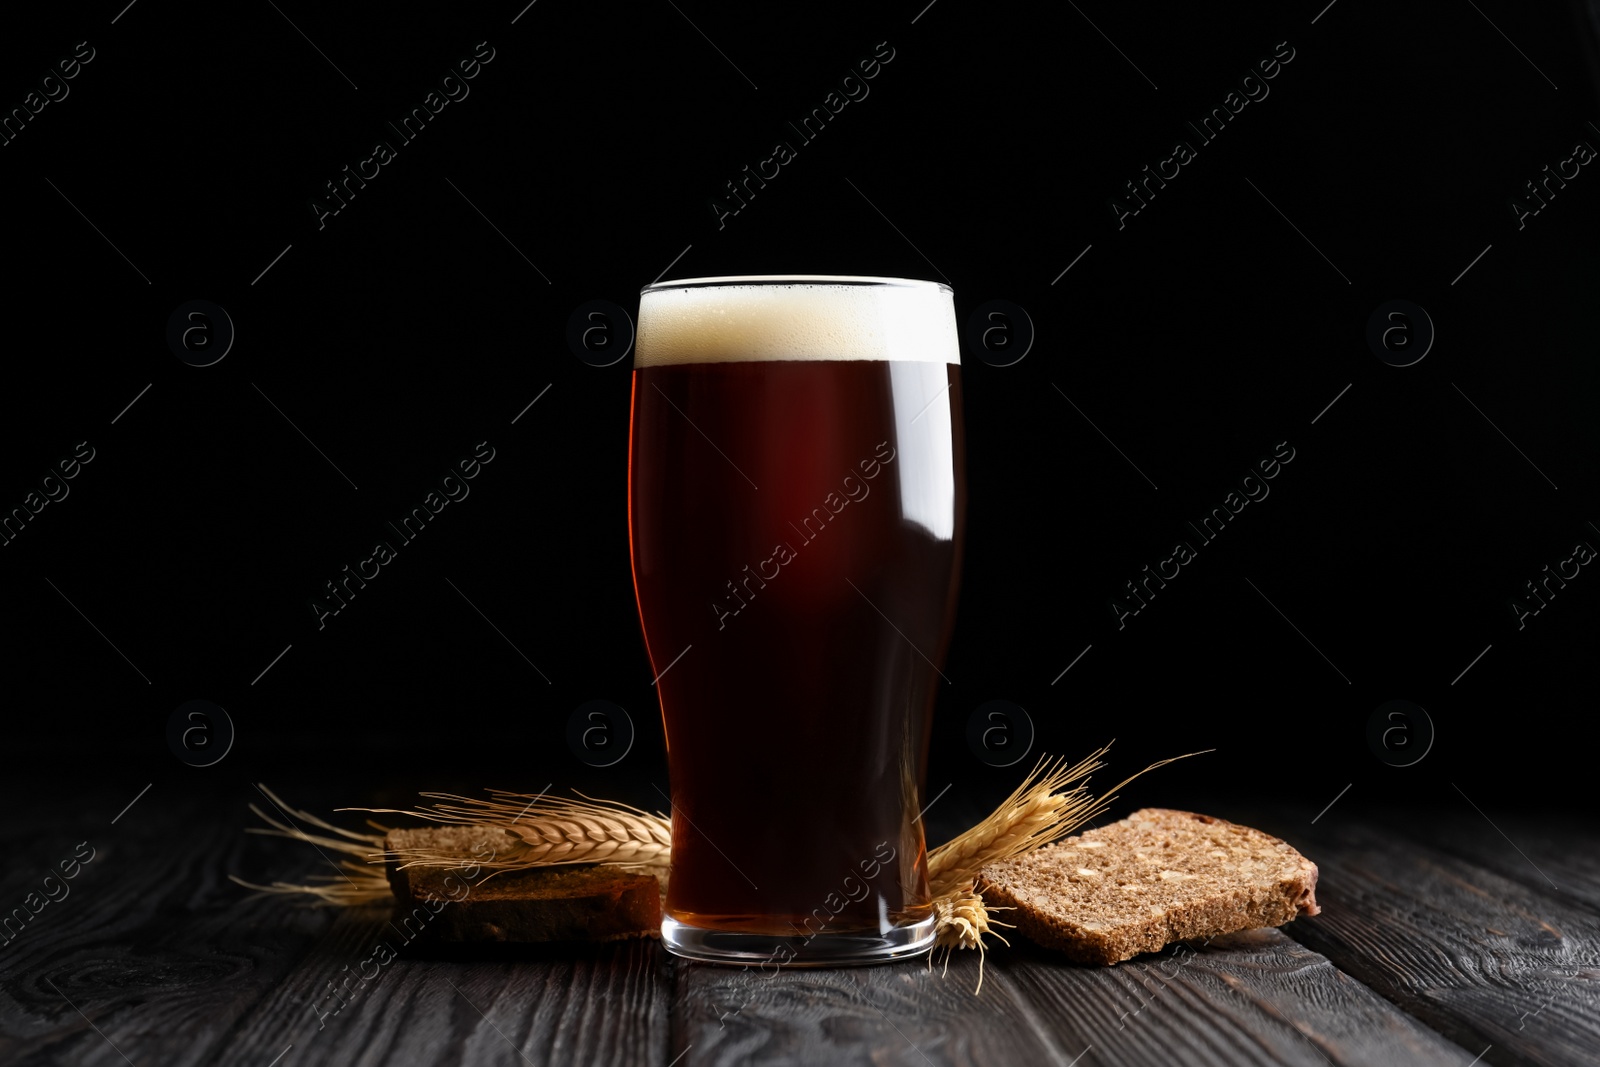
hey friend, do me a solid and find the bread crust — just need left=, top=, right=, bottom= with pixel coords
left=384, top=827, right=662, bottom=944
left=979, top=808, right=1319, bottom=965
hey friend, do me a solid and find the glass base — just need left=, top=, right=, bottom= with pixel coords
left=660, top=913, right=937, bottom=967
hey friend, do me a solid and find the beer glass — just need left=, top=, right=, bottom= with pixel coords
left=628, top=276, right=965, bottom=965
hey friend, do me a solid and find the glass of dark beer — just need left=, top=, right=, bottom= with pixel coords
left=628, top=276, right=965, bottom=965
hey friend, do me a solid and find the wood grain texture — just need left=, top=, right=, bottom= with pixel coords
left=1397, top=810, right=1600, bottom=917
left=206, top=910, right=672, bottom=1067
left=4, top=783, right=1593, bottom=1066
left=674, top=948, right=1078, bottom=1066
left=1, top=781, right=676, bottom=1067
left=992, top=926, right=1470, bottom=1067
left=0, top=781, right=341, bottom=1067
left=673, top=923, right=1474, bottom=1067
left=1259, top=814, right=1600, bottom=1067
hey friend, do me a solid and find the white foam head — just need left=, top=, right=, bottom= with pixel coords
left=634, top=276, right=959, bottom=368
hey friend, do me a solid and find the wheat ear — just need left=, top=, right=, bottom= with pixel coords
left=927, top=744, right=1212, bottom=896
left=922, top=744, right=1212, bottom=990
left=927, top=747, right=1108, bottom=896
left=930, top=880, right=1014, bottom=993
left=345, top=790, right=672, bottom=873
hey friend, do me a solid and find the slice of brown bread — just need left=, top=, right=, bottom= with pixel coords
left=383, top=826, right=662, bottom=944
left=979, top=808, right=1319, bottom=965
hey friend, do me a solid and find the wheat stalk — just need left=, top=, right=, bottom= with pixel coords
left=346, top=790, right=672, bottom=873
left=234, top=786, right=672, bottom=899
left=927, top=748, right=1107, bottom=897
left=927, top=744, right=1210, bottom=896
left=920, top=743, right=1211, bottom=982
left=237, top=745, right=1208, bottom=985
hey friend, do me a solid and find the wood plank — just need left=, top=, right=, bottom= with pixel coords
left=174, top=782, right=671, bottom=1067
left=13, top=780, right=1593, bottom=1066
left=1258, top=813, right=1600, bottom=1067
left=674, top=921, right=1472, bottom=1067
left=674, top=948, right=1078, bottom=1066
left=1393, top=809, right=1600, bottom=918
left=994, top=925, right=1471, bottom=1067
left=668, top=799, right=1082, bottom=1065
left=1, top=781, right=674, bottom=1067
left=207, top=908, right=671, bottom=1067
left=0, top=781, right=342, bottom=1067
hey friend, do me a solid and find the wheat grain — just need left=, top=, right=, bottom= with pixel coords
left=238, top=745, right=1209, bottom=986
left=930, top=879, right=1014, bottom=992
left=347, top=791, right=672, bottom=872
left=926, top=748, right=1107, bottom=896
left=926, top=745, right=1210, bottom=896
left=235, top=788, right=674, bottom=900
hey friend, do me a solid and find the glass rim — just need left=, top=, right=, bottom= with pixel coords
left=640, top=274, right=952, bottom=297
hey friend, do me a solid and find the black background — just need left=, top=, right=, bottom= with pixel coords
left=2, top=0, right=1596, bottom=824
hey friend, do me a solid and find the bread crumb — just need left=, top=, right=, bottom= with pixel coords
left=979, top=808, right=1320, bottom=966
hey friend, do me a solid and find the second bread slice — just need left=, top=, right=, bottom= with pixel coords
left=980, top=808, right=1319, bottom=965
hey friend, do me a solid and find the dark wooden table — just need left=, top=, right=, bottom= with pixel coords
left=3, top=781, right=1596, bottom=1066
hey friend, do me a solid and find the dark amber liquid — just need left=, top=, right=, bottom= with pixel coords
left=628, top=358, right=964, bottom=937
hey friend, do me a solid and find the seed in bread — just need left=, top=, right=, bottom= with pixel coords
left=384, top=826, right=662, bottom=944
left=979, top=808, right=1319, bottom=965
